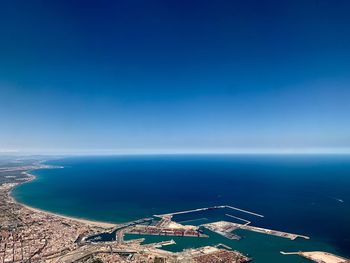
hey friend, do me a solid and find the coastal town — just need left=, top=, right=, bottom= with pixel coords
left=0, top=158, right=251, bottom=263
left=2, top=0, right=350, bottom=261
left=0, top=158, right=348, bottom=263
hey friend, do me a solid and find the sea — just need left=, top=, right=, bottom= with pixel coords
left=13, top=155, right=350, bottom=262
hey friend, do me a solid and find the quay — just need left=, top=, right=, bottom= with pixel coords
left=202, top=221, right=309, bottom=241
left=144, top=239, right=176, bottom=248
left=232, top=222, right=309, bottom=240
left=280, top=251, right=349, bottom=263
left=201, top=221, right=241, bottom=240
left=125, top=225, right=208, bottom=238
left=215, top=243, right=233, bottom=250
left=280, top=251, right=300, bottom=255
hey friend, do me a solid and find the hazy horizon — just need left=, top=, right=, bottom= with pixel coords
left=2, top=147, right=350, bottom=156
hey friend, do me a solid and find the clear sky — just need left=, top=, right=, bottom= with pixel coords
left=1, top=0, right=350, bottom=154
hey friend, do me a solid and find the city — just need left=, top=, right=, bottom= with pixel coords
left=1, top=158, right=348, bottom=263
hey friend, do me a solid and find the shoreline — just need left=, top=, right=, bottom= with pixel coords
left=10, top=165, right=116, bottom=229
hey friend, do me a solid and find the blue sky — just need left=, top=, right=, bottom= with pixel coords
left=1, top=0, right=350, bottom=154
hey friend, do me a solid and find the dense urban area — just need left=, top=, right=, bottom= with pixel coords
left=0, top=157, right=348, bottom=263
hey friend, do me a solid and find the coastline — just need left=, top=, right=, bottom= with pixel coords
left=18, top=200, right=116, bottom=228
left=10, top=165, right=116, bottom=229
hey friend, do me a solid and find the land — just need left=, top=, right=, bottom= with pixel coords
left=20, top=200, right=115, bottom=229
left=0, top=158, right=250, bottom=262
left=0, top=173, right=110, bottom=262
left=202, top=221, right=309, bottom=240
left=1, top=157, right=347, bottom=263
left=281, top=251, right=350, bottom=263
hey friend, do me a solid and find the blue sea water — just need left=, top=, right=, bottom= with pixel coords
left=13, top=155, right=350, bottom=262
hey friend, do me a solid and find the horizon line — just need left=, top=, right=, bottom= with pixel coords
left=1, top=148, right=350, bottom=156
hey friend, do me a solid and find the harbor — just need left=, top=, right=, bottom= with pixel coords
left=202, top=221, right=309, bottom=241
left=154, top=205, right=264, bottom=220
left=280, top=251, right=349, bottom=263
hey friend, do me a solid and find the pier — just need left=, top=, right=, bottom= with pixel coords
left=202, top=221, right=309, bottom=241
left=125, top=225, right=208, bottom=238
left=232, top=222, right=309, bottom=240
left=215, top=243, right=232, bottom=250
left=145, top=239, right=176, bottom=248
left=281, top=251, right=349, bottom=263
left=280, top=251, right=300, bottom=255
left=202, top=221, right=241, bottom=240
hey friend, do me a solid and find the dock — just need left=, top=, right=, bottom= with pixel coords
left=202, top=221, right=309, bottom=241
left=280, top=251, right=300, bottom=255
left=232, top=222, right=309, bottom=240
left=281, top=251, right=349, bottom=263
left=202, top=221, right=241, bottom=240
left=125, top=225, right=208, bottom=238
left=215, top=243, right=232, bottom=250
left=145, top=239, right=176, bottom=248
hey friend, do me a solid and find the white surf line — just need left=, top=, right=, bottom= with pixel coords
left=225, top=214, right=251, bottom=225
left=225, top=205, right=264, bottom=218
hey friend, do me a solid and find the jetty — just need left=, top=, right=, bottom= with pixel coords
left=154, top=204, right=264, bottom=219
left=225, top=205, right=264, bottom=218
left=225, top=214, right=251, bottom=225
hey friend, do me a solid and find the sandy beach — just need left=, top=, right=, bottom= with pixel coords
left=11, top=167, right=116, bottom=229
left=20, top=202, right=116, bottom=228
